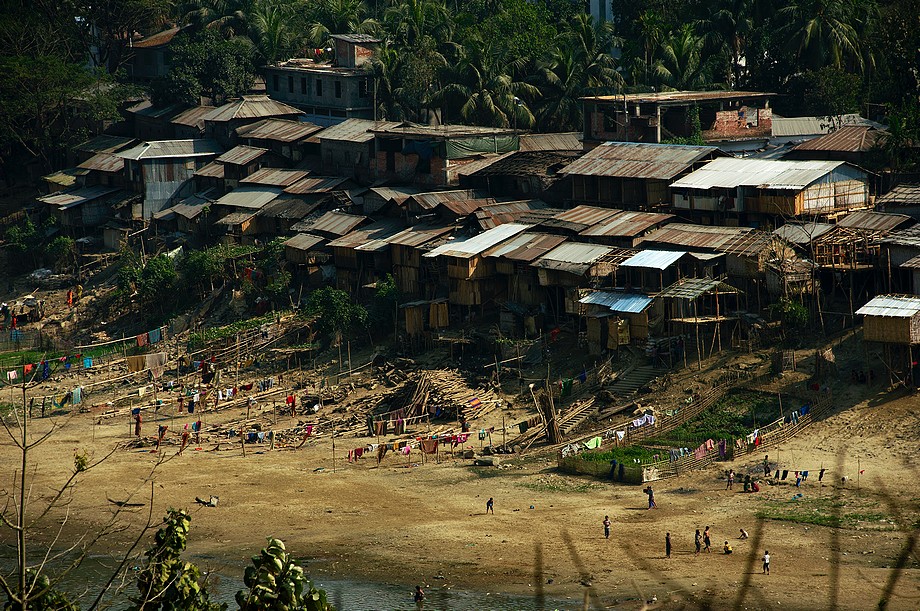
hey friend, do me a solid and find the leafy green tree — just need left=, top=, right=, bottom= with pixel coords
left=250, top=0, right=300, bottom=62
left=384, top=0, right=452, bottom=50
left=73, top=0, right=173, bottom=72
left=799, top=66, right=863, bottom=118
left=179, top=0, right=255, bottom=38
left=236, top=538, right=333, bottom=611
left=532, top=14, right=623, bottom=131
left=459, top=0, right=557, bottom=63
left=131, top=509, right=225, bottom=611
left=4, top=219, right=42, bottom=266
left=879, top=100, right=920, bottom=171
left=433, top=35, right=539, bottom=128
left=151, top=29, right=255, bottom=106
left=698, top=0, right=757, bottom=86
left=368, top=273, right=399, bottom=334
left=654, top=23, right=710, bottom=90
left=306, top=286, right=367, bottom=338
left=778, top=0, right=876, bottom=74
left=308, top=0, right=379, bottom=46
left=44, top=236, right=77, bottom=274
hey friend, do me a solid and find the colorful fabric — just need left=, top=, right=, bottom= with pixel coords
left=147, top=327, right=162, bottom=344
left=83, top=358, right=92, bottom=369
left=136, top=333, right=148, bottom=347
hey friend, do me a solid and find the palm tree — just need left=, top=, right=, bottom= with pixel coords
left=180, top=0, right=254, bottom=37
left=308, top=0, right=379, bottom=46
left=699, top=0, right=757, bottom=87
left=654, top=24, right=709, bottom=90
left=250, top=0, right=297, bottom=62
left=777, top=0, right=874, bottom=74
left=383, top=0, right=451, bottom=50
left=433, top=36, right=539, bottom=128
left=532, top=14, right=624, bottom=131
left=635, top=9, right=666, bottom=86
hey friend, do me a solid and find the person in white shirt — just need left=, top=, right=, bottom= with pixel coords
left=762, top=550, right=771, bottom=574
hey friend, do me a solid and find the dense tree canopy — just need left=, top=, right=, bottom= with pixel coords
left=4, top=0, right=920, bottom=173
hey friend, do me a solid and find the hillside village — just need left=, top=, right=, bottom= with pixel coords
left=2, top=25, right=920, bottom=611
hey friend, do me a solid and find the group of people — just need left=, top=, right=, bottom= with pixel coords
left=726, top=469, right=761, bottom=493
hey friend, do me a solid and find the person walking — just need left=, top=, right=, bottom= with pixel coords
left=645, top=485, right=657, bottom=509
left=665, top=533, right=672, bottom=559
left=694, top=529, right=702, bottom=555
left=486, top=497, right=494, bottom=514
left=414, top=585, right=425, bottom=610
left=762, top=550, right=770, bottom=574
left=726, top=469, right=735, bottom=490
left=603, top=515, right=611, bottom=540
left=703, top=526, right=712, bottom=553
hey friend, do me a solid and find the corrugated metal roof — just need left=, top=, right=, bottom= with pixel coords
left=580, top=210, right=674, bottom=238
left=531, top=243, right=615, bottom=274
left=216, top=145, right=270, bottom=165
left=370, top=123, right=517, bottom=139
left=518, top=132, right=582, bottom=151
left=791, top=125, right=883, bottom=153
left=484, top=232, right=567, bottom=262
left=639, top=223, right=755, bottom=252
left=657, top=277, right=740, bottom=299
left=133, top=26, right=180, bottom=48
left=118, top=139, right=223, bottom=160
left=856, top=295, right=920, bottom=317
left=203, top=95, right=302, bottom=122
left=170, top=190, right=214, bottom=219
left=560, top=142, right=720, bottom=179
left=771, top=114, right=885, bottom=138
left=235, top=118, right=323, bottom=142
left=837, top=211, right=913, bottom=232
left=131, top=103, right=183, bottom=119
left=284, top=176, right=351, bottom=194
left=309, top=211, right=368, bottom=236
left=366, top=186, right=423, bottom=203
left=38, top=185, right=120, bottom=208
left=899, top=255, right=920, bottom=269
left=773, top=222, right=836, bottom=245
left=454, top=153, right=512, bottom=177
left=473, top=200, right=553, bottom=230
left=240, top=168, right=310, bottom=187
left=194, top=161, right=225, bottom=178
left=170, top=105, right=215, bottom=128
left=466, top=151, right=581, bottom=177
left=578, top=291, right=654, bottom=313
left=882, top=226, right=920, bottom=248
left=407, top=189, right=485, bottom=210
left=388, top=224, right=455, bottom=248
left=330, top=33, right=380, bottom=43
left=440, top=197, right=496, bottom=217
left=540, top=205, right=620, bottom=232
left=877, top=183, right=920, bottom=207
left=213, top=186, right=282, bottom=210
left=258, top=197, right=319, bottom=219
left=42, top=168, right=88, bottom=187
left=620, top=249, right=687, bottom=270
left=215, top=211, right=258, bottom=225
left=77, top=152, right=124, bottom=173
left=284, top=233, right=325, bottom=251
left=423, top=224, right=530, bottom=259
left=583, top=90, right=774, bottom=105
left=76, top=134, right=136, bottom=154
left=317, top=119, right=401, bottom=143
left=671, top=157, right=847, bottom=190
left=327, top=218, right=406, bottom=250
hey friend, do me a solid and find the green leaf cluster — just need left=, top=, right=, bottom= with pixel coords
left=305, top=286, right=368, bottom=338
left=236, top=538, right=332, bottom=611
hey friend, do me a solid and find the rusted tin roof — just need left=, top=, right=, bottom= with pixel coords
left=327, top=218, right=406, bottom=251
left=773, top=222, right=835, bottom=245
left=38, top=185, right=121, bottom=208
left=582, top=90, right=774, bottom=105
left=76, top=134, right=136, bottom=155
left=531, top=242, right=617, bottom=275
left=194, top=161, right=225, bottom=179
left=171, top=105, right=215, bottom=129
left=204, top=95, right=302, bottom=122
left=284, top=176, right=352, bottom=194
left=791, top=126, right=884, bottom=153
left=540, top=205, right=621, bottom=232
left=579, top=210, right=674, bottom=238
left=317, top=119, right=401, bottom=143
left=439, top=197, right=496, bottom=217
left=309, top=211, right=368, bottom=236
left=657, top=277, right=740, bottom=299
left=836, top=210, right=913, bottom=233
left=77, top=153, right=124, bottom=173
left=213, top=186, right=282, bottom=210
left=118, top=139, right=223, bottom=160
left=877, top=183, right=920, bottom=208
left=518, top=132, right=582, bottom=151
left=240, top=168, right=310, bottom=187
left=258, top=197, right=319, bottom=219
left=216, top=145, right=270, bottom=166
left=473, top=200, right=554, bottom=230
left=235, top=118, right=323, bottom=142
left=284, top=233, right=325, bottom=251
left=133, top=26, right=180, bottom=48
left=215, top=210, right=258, bottom=225
left=639, top=223, right=762, bottom=254
left=560, top=142, right=720, bottom=179
left=467, top=150, right=581, bottom=177
left=407, top=189, right=485, bottom=210
left=484, top=232, right=566, bottom=262
left=388, top=224, right=455, bottom=248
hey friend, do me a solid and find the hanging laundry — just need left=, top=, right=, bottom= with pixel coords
left=148, top=327, right=162, bottom=344
left=126, top=355, right=146, bottom=373
left=468, top=397, right=482, bottom=410
left=401, top=446, right=411, bottom=455
left=561, top=378, right=573, bottom=397
left=145, top=353, right=167, bottom=379
left=518, top=421, right=529, bottom=434
left=478, top=429, right=486, bottom=440
left=241, top=383, right=253, bottom=391
left=136, top=333, right=148, bottom=347
left=72, top=386, right=82, bottom=405
left=577, top=369, right=588, bottom=383
left=585, top=436, right=602, bottom=449
left=615, top=430, right=625, bottom=441
left=420, top=439, right=439, bottom=454
left=6, top=370, right=17, bottom=381
left=23, top=363, right=34, bottom=375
